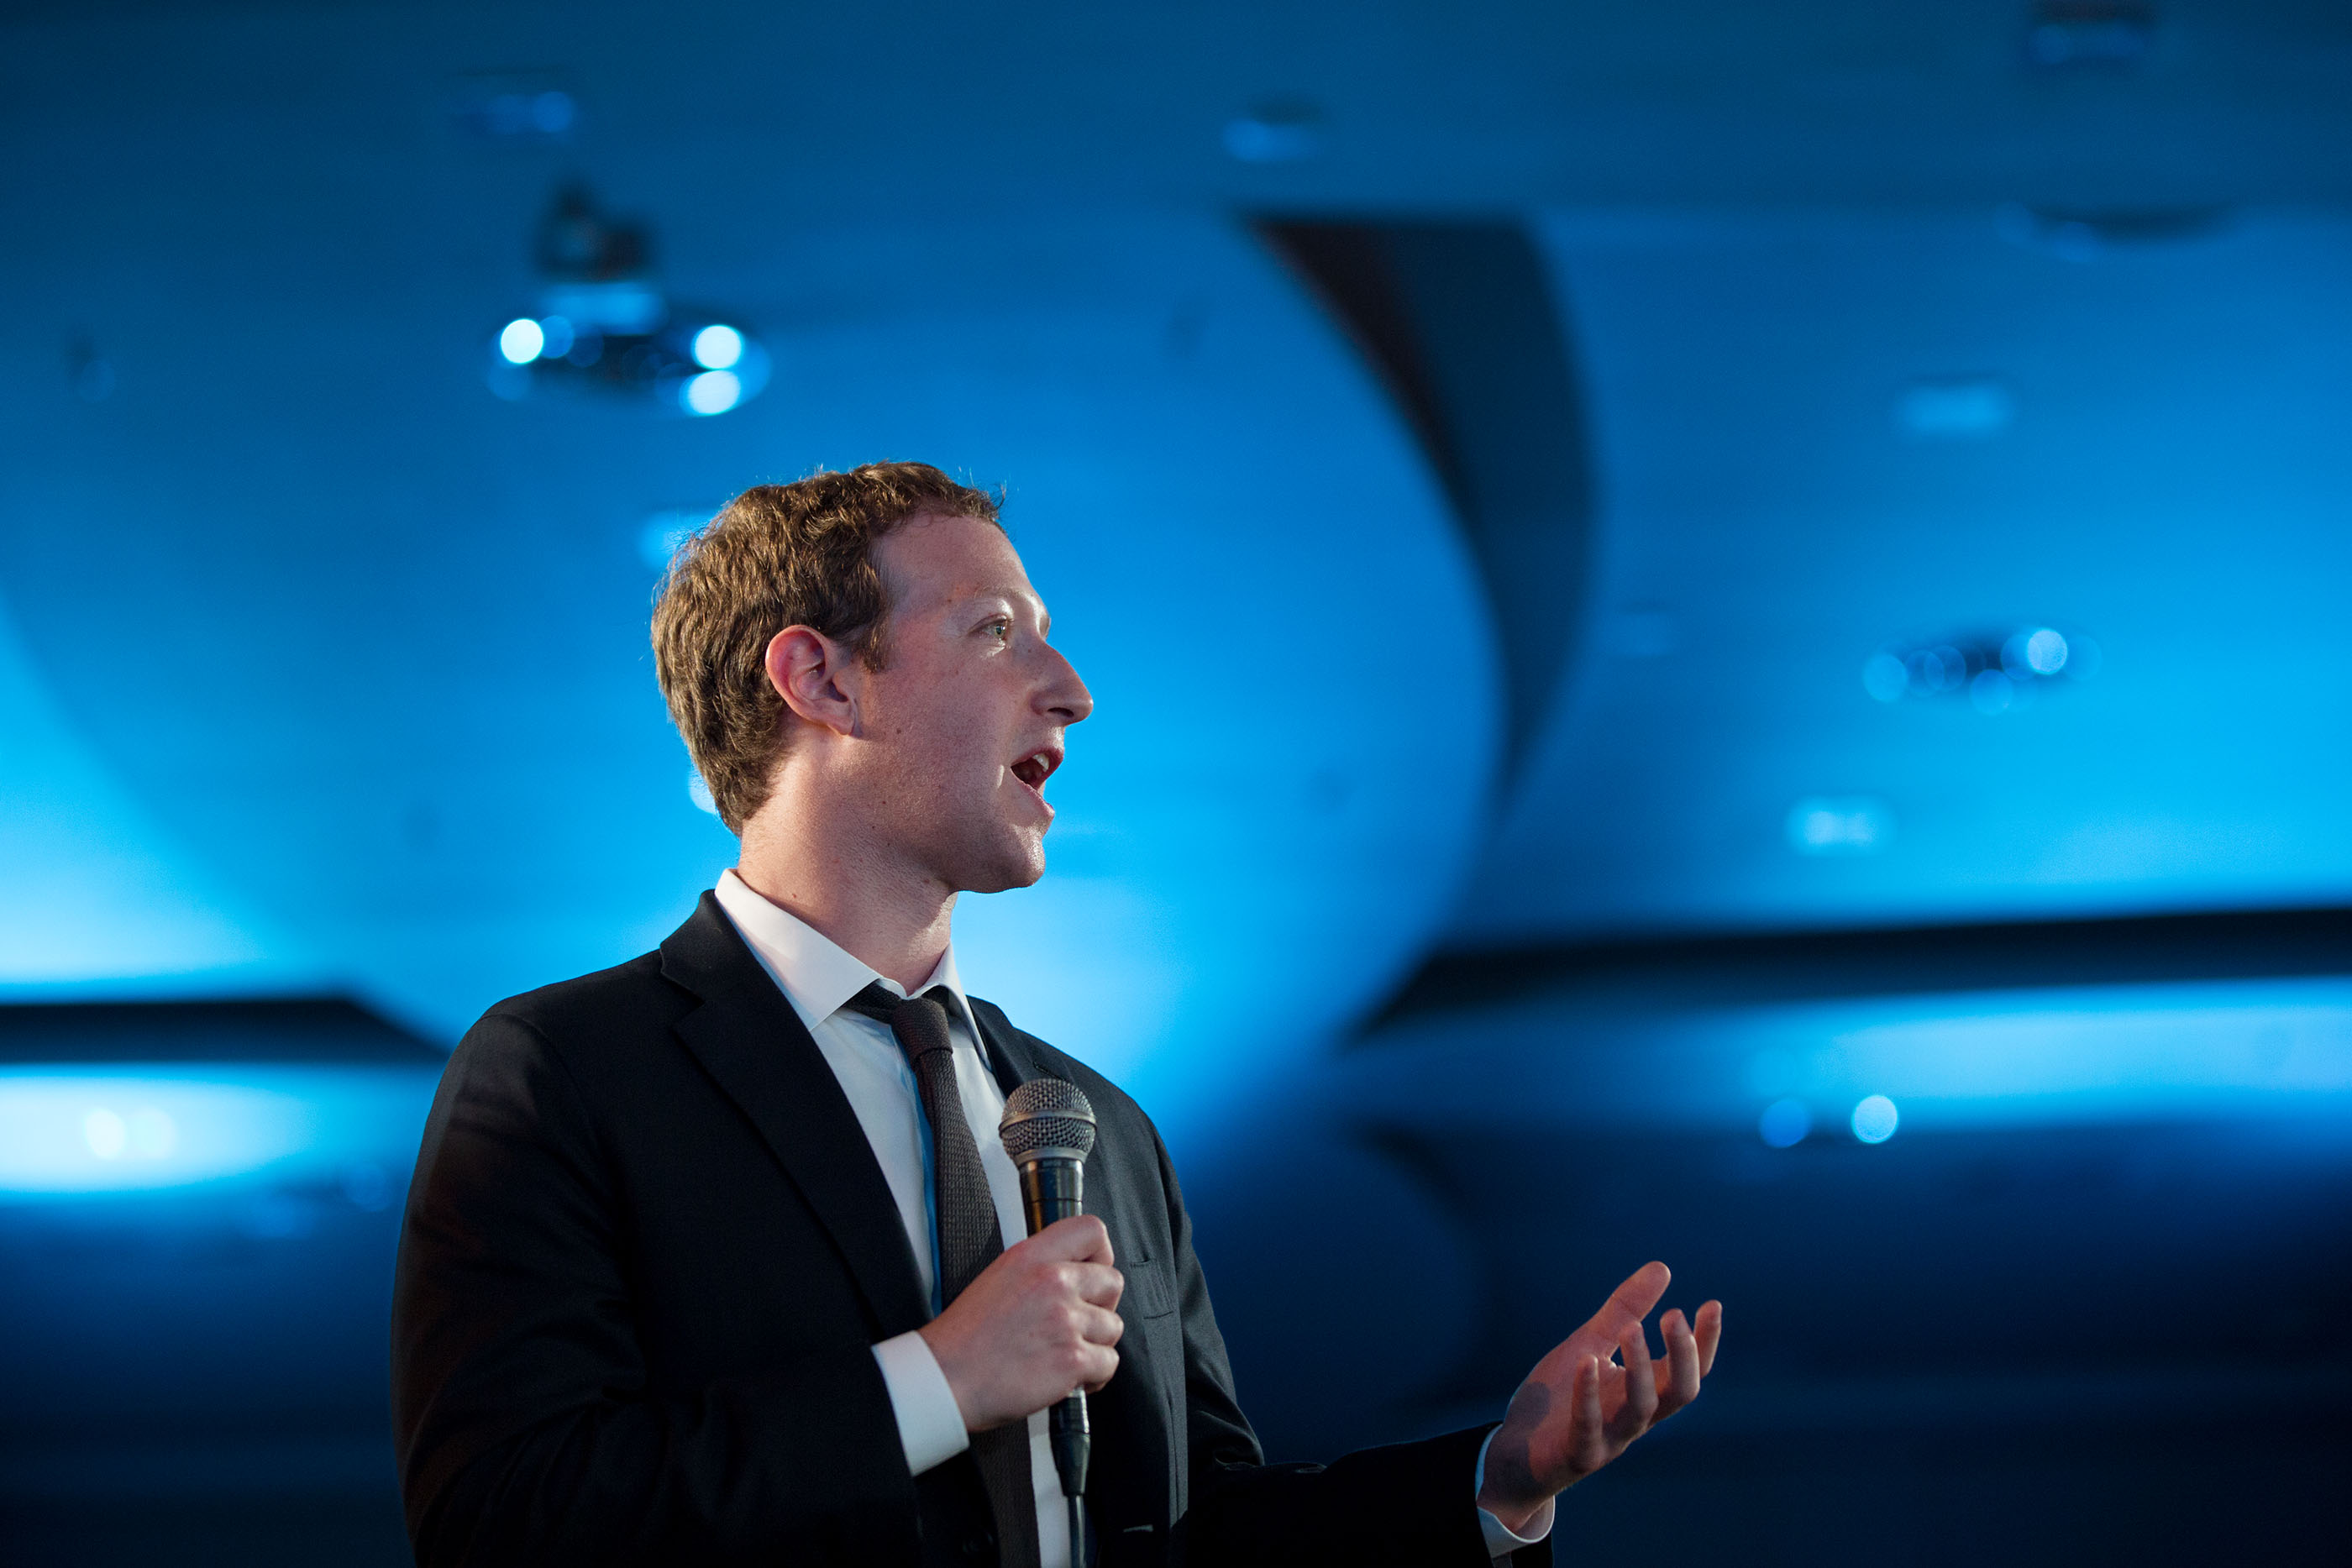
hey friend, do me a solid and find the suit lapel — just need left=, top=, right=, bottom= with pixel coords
left=966, top=997, right=1045, bottom=1097
left=660, top=893, right=932, bottom=1338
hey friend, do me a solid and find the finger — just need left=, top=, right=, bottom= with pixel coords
left=1646, top=1308, right=1683, bottom=1399
left=1078, top=1303, right=1126, bottom=1348
left=1653, top=1309, right=1701, bottom=1419
left=1693, top=1299, right=1724, bottom=1377
left=1033, top=1214, right=1114, bottom=1265
left=1069, top=1262, right=1126, bottom=1310
left=1571, top=1354, right=1607, bottom=1476
left=1653, top=1306, right=1688, bottom=1361
left=1076, top=1342, right=1120, bottom=1393
left=1593, top=1350, right=1627, bottom=1424
left=1605, top=1319, right=1658, bottom=1445
left=1581, top=1261, right=1671, bottom=1344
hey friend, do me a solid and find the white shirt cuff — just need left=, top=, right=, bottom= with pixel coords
left=1475, top=1427, right=1557, bottom=1559
left=872, top=1330, right=970, bottom=1476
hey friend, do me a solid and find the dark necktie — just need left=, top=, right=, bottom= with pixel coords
left=843, top=982, right=1042, bottom=1568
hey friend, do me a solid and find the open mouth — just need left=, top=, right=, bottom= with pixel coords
left=1010, top=747, right=1060, bottom=794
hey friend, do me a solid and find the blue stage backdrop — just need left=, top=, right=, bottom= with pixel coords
left=2, top=2, right=2348, bottom=1564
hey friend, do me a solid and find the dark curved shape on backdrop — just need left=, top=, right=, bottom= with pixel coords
left=1256, top=219, right=1597, bottom=786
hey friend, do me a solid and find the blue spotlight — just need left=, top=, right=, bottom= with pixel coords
left=691, top=323, right=745, bottom=370
left=1758, top=1099, right=1812, bottom=1148
left=682, top=370, right=742, bottom=417
left=0, top=1075, right=307, bottom=1192
left=0, top=1067, right=438, bottom=1195
left=497, top=317, right=546, bottom=364
left=1851, top=1094, right=1900, bottom=1144
left=2024, top=627, right=2069, bottom=674
left=82, top=1105, right=128, bottom=1156
left=1786, top=797, right=1892, bottom=856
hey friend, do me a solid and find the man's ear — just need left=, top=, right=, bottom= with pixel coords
left=765, top=625, right=861, bottom=738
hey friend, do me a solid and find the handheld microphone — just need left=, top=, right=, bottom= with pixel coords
left=998, top=1078, right=1097, bottom=1555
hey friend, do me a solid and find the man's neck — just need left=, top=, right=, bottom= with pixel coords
left=734, top=805, right=955, bottom=994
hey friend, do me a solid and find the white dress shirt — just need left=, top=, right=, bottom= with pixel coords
left=711, top=870, right=1550, bottom=1563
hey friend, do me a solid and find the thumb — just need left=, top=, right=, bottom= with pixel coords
left=1030, top=1213, right=1113, bottom=1266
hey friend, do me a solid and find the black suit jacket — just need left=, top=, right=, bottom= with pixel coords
left=392, top=893, right=1547, bottom=1567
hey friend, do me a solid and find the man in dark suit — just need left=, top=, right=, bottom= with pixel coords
left=391, top=463, right=1721, bottom=1567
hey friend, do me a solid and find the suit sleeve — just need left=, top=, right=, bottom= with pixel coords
left=1152, top=1127, right=1554, bottom=1568
left=391, top=1010, right=921, bottom=1567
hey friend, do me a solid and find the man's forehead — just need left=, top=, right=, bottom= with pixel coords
left=878, top=513, right=1039, bottom=611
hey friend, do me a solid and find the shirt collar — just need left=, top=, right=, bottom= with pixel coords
left=712, top=868, right=976, bottom=1041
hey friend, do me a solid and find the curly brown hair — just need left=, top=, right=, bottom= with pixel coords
left=650, top=462, right=1002, bottom=831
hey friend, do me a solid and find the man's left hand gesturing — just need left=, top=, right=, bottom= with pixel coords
left=1475, top=1261, right=1723, bottom=1537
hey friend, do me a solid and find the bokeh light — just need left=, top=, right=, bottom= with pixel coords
left=682, top=369, right=742, bottom=416
left=496, top=317, right=544, bottom=364
left=1851, top=1093, right=1901, bottom=1144
left=691, top=323, right=745, bottom=370
left=1758, top=1098, right=1812, bottom=1147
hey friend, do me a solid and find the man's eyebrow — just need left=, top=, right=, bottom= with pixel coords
left=953, top=588, right=1042, bottom=623
left=975, top=587, right=1047, bottom=626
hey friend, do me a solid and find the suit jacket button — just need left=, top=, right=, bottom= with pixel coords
left=961, top=1531, right=993, bottom=1559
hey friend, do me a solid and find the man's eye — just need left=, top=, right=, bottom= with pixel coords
left=987, top=619, right=1012, bottom=641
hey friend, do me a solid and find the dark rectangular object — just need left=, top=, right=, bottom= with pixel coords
left=0, top=999, right=444, bottom=1064
left=1376, top=905, right=2352, bottom=1026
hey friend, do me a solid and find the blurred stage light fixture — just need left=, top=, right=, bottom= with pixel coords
left=2023, top=2, right=2155, bottom=71
left=497, top=317, right=545, bottom=364
left=450, top=71, right=580, bottom=144
left=691, top=324, right=744, bottom=370
left=483, top=184, right=768, bottom=417
left=0, top=1074, right=306, bottom=1192
left=1758, top=1098, right=1813, bottom=1148
left=1786, top=797, right=1893, bottom=857
left=1863, top=627, right=2100, bottom=711
left=1850, top=1094, right=1900, bottom=1144
left=1223, top=101, right=1327, bottom=163
left=0, top=1067, right=438, bottom=1195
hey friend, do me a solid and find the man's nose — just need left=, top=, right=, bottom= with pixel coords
left=1037, top=644, right=1094, bottom=725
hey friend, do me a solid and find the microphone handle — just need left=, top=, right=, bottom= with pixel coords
left=1019, top=1154, right=1084, bottom=1236
left=1016, top=1156, right=1091, bottom=1506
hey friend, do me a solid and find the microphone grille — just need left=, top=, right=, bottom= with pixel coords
left=999, top=1077, right=1097, bottom=1162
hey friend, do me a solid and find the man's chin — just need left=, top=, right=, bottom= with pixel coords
left=949, top=838, right=1048, bottom=896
